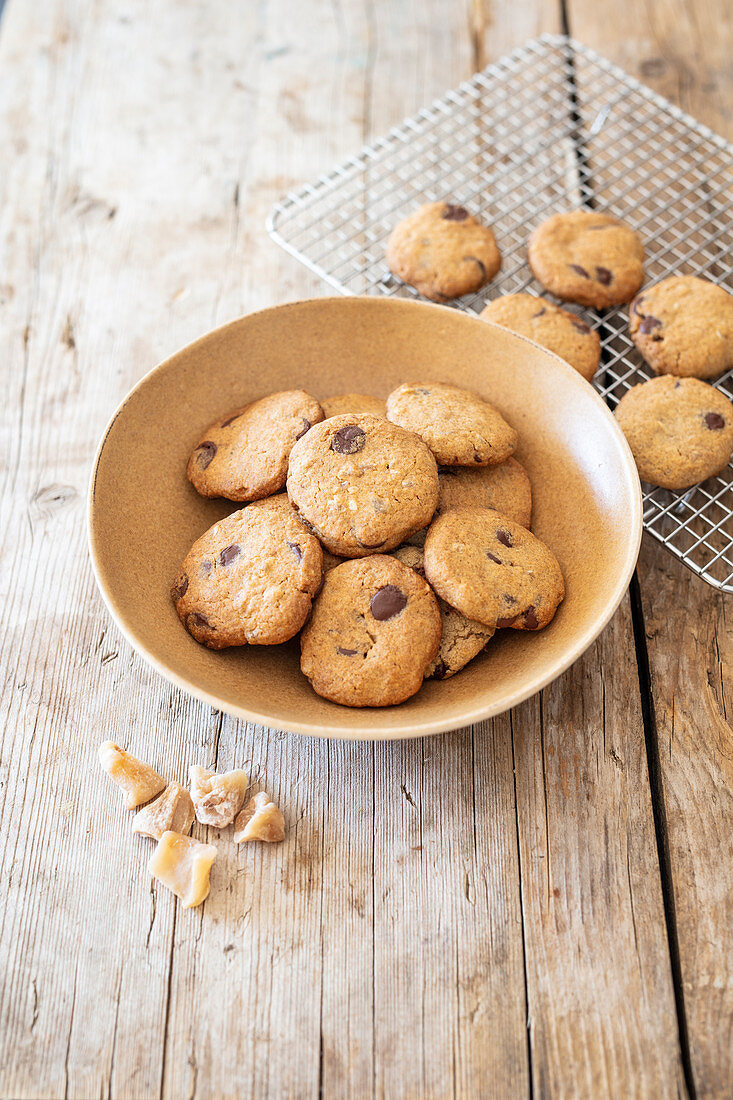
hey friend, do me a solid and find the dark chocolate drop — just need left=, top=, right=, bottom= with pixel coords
left=195, top=441, right=217, bottom=469
left=331, top=424, right=366, bottom=454
left=219, top=544, right=241, bottom=567
left=370, top=584, right=408, bottom=621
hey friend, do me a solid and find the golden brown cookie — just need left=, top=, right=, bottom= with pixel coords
left=480, top=294, right=601, bottom=381
left=300, top=555, right=442, bottom=707
left=424, top=507, right=564, bottom=630
left=321, top=393, right=387, bottom=419
left=614, top=376, right=733, bottom=490
left=392, top=545, right=494, bottom=679
left=629, top=276, right=733, bottom=379
left=187, top=389, right=323, bottom=501
left=386, top=201, right=501, bottom=302
left=437, top=457, right=532, bottom=528
left=386, top=381, right=517, bottom=466
left=528, top=210, right=644, bottom=308
left=286, top=414, right=439, bottom=558
left=171, top=494, right=323, bottom=648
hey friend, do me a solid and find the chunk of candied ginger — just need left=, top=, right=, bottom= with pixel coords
left=189, top=765, right=247, bottom=827
left=233, top=791, right=285, bottom=844
left=98, top=741, right=165, bottom=810
left=148, top=831, right=217, bottom=908
left=132, top=783, right=195, bottom=840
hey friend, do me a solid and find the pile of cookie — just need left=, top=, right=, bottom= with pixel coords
left=387, top=203, right=733, bottom=490
left=173, top=383, right=564, bottom=708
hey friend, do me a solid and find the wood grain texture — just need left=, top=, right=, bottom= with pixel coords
left=0, top=0, right=726, bottom=1096
left=568, top=2, right=733, bottom=1094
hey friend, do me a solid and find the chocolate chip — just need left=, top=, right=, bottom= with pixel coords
left=533, top=307, right=547, bottom=318
left=172, top=574, right=188, bottom=600
left=486, top=550, right=503, bottom=565
left=523, top=606, right=539, bottom=630
left=219, top=544, right=241, bottom=567
left=503, top=593, right=518, bottom=604
left=295, top=418, right=311, bottom=440
left=220, top=411, right=242, bottom=428
left=496, top=614, right=519, bottom=628
left=639, top=315, right=662, bottom=334
left=431, top=660, right=449, bottom=680
left=632, top=296, right=645, bottom=316
left=187, top=611, right=212, bottom=632
left=195, top=441, right=217, bottom=469
left=571, top=318, right=591, bottom=334
left=442, top=204, right=468, bottom=221
left=595, top=266, right=613, bottom=285
left=331, top=424, right=366, bottom=454
left=337, top=646, right=357, bottom=657
left=705, top=412, right=726, bottom=430
left=473, top=454, right=482, bottom=463
left=357, top=537, right=387, bottom=549
left=569, top=264, right=590, bottom=278
left=288, top=541, right=303, bottom=561
left=201, top=560, right=212, bottom=575
left=370, top=585, right=407, bottom=621
left=496, top=529, right=513, bottom=547
left=464, top=255, right=486, bottom=279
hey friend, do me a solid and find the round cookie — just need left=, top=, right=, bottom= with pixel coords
left=424, top=507, right=565, bottom=631
left=321, top=393, right=387, bottom=419
left=614, top=376, right=733, bottom=490
left=300, top=555, right=442, bottom=707
left=528, top=210, right=644, bottom=308
left=437, top=457, right=532, bottom=528
left=392, top=545, right=494, bottom=680
left=171, top=494, right=323, bottom=648
left=480, top=294, right=601, bottom=381
left=187, top=389, right=323, bottom=501
left=629, top=276, right=733, bottom=379
left=386, top=201, right=501, bottom=302
left=287, top=414, right=439, bottom=557
left=386, top=381, right=517, bottom=466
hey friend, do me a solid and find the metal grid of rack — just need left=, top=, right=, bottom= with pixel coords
left=267, top=35, right=733, bottom=591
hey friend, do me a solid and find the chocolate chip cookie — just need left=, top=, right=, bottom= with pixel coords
left=172, top=494, right=323, bottom=648
left=629, top=276, right=733, bottom=379
left=386, top=201, right=501, bottom=302
left=187, top=389, right=323, bottom=501
left=424, top=507, right=565, bottom=630
left=287, top=414, right=439, bottom=557
left=392, top=545, right=494, bottom=679
left=480, top=294, right=601, bottom=381
left=321, top=393, right=387, bottom=419
left=300, top=555, right=442, bottom=706
left=437, top=457, right=532, bottom=528
left=528, top=210, right=645, bottom=308
left=614, top=376, right=733, bottom=490
left=386, top=381, right=517, bottom=466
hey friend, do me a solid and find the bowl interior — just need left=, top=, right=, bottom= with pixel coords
left=89, top=297, right=641, bottom=739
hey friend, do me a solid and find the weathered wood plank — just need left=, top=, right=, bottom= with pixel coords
left=567, top=2, right=733, bottom=1094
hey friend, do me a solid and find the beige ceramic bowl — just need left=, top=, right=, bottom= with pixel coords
left=88, top=297, right=642, bottom=739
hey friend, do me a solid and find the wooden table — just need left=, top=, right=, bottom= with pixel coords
left=1, top=1, right=730, bottom=1097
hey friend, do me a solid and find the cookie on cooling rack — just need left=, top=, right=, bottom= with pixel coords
left=630, top=276, right=733, bottom=380
left=480, top=294, right=601, bottom=381
left=614, top=376, right=733, bottom=490
left=385, top=201, right=501, bottom=302
left=528, top=210, right=644, bottom=308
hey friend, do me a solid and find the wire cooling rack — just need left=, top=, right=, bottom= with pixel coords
left=267, top=35, right=733, bottom=592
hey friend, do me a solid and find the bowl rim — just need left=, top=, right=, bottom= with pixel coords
left=87, top=296, right=643, bottom=740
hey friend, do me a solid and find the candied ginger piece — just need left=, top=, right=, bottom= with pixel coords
left=189, top=765, right=247, bottom=827
left=132, top=783, right=195, bottom=840
left=233, top=791, right=285, bottom=844
left=148, top=831, right=217, bottom=908
left=98, top=741, right=165, bottom=810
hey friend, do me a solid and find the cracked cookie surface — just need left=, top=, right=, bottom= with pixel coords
left=528, top=210, right=644, bottom=308
left=392, top=545, right=494, bottom=679
left=424, top=507, right=564, bottom=630
left=321, top=393, right=387, bottom=419
left=386, top=381, right=517, bottom=466
left=172, top=494, right=323, bottom=648
left=386, top=201, right=501, bottom=301
left=480, top=293, right=601, bottom=381
left=286, top=413, right=439, bottom=557
left=629, top=276, right=733, bottom=379
left=300, top=555, right=442, bottom=707
left=614, top=375, right=733, bottom=489
left=187, top=389, right=323, bottom=501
